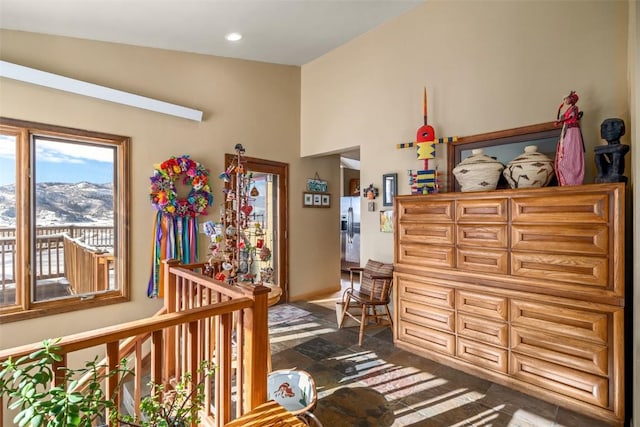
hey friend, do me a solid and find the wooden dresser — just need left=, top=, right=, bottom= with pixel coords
left=393, top=183, right=625, bottom=425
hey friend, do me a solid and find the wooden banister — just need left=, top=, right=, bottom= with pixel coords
left=2, top=259, right=272, bottom=426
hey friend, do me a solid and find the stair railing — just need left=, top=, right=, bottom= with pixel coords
left=0, top=258, right=271, bottom=427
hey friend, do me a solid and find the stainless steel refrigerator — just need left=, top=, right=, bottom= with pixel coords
left=340, top=196, right=360, bottom=272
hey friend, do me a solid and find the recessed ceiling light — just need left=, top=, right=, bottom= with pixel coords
left=225, top=32, right=243, bottom=42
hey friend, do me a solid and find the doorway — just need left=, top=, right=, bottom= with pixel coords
left=224, top=154, right=289, bottom=303
left=340, top=150, right=360, bottom=272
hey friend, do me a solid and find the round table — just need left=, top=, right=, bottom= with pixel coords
left=265, top=282, right=282, bottom=307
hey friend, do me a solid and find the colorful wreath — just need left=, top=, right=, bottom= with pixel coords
left=149, top=155, right=213, bottom=217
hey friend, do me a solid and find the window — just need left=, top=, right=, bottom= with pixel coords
left=0, top=118, right=130, bottom=322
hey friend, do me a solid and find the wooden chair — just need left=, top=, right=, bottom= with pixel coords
left=338, top=259, right=394, bottom=346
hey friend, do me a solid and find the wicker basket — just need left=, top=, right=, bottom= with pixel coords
left=503, top=145, right=555, bottom=189
left=452, top=149, right=505, bottom=192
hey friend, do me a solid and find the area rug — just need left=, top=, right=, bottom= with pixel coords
left=313, top=386, right=394, bottom=427
left=268, top=304, right=313, bottom=326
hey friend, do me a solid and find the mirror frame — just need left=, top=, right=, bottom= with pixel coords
left=446, top=121, right=561, bottom=192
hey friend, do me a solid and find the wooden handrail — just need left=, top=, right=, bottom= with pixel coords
left=1, top=259, right=272, bottom=426
left=0, top=301, right=250, bottom=360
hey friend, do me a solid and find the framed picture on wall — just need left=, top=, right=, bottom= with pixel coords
left=303, top=192, right=330, bottom=208
left=380, top=210, right=393, bottom=233
left=303, top=192, right=313, bottom=207
left=349, top=179, right=360, bottom=196
left=382, top=173, right=397, bottom=207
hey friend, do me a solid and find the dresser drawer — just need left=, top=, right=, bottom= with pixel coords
left=456, top=290, right=508, bottom=321
left=397, top=277, right=455, bottom=310
left=511, top=326, right=608, bottom=376
left=398, top=321, right=455, bottom=356
left=510, top=353, right=609, bottom=408
left=512, top=225, right=608, bottom=255
left=398, top=243, right=454, bottom=269
left=398, top=299, right=455, bottom=332
left=456, top=199, right=507, bottom=222
left=511, top=252, right=608, bottom=287
left=397, top=199, right=454, bottom=222
left=511, top=193, right=608, bottom=223
left=511, top=299, right=608, bottom=344
left=457, top=313, right=508, bottom=347
left=399, top=222, right=454, bottom=245
left=457, top=224, right=508, bottom=248
left=457, top=337, right=508, bottom=373
left=457, top=248, right=508, bottom=275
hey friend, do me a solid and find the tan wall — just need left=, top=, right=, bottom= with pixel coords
left=629, top=0, right=639, bottom=425
left=301, top=1, right=636, bottom=423
left=301, top=0, right=630, bottom=264
left=0, top=30, right=340, bottom=349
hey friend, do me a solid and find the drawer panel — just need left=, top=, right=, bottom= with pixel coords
left=456, top=290, right=508, bottom=321
left=457, top=337, right=508, bottom=373
left=457, top=248, right=508, bottom=275
left=457, top=224, right=508, bottom=248
left=512, top=252, right=608, bottom=287
left=398, top=243, right=454, bottom=269
left=457, top=313, right=508, bottom=347
left=512, top=225, right=608, bottom=255
left=510, top=353, right=609, bottom=408
left=399, top=300, right=455, bottom=332
left=511, top=194, right=608, bottom=223
left=511, top=326, right=608, bottom=376
left=456, top=199, right=508, bottom=222
left=399, top=222, right=454, bottom=245
left=398, top=321, right=455, bottom=356
left=511, top=299, right=608, bottom=344
left=398, top=277, right=455, bottom=309
left=398, top=200, right=454, bottom=222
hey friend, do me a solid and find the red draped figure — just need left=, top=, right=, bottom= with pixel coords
left=555, top=91, right=585, bottom=185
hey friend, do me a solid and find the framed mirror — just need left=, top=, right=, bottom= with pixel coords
left=446, top=121, right=561, bottom=192
left=382, top=173, right=397, bottom=207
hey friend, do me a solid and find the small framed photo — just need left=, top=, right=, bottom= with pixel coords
left=382, top=173, right=397, bottom=207
left=303, top=192, right=313, bottom=207
left=380, top=210, right=393, bottom=233
left=313, top=194, right=322, bottom=206
left=321, top=194, right=331, bottom=207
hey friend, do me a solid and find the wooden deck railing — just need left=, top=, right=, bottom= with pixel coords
left=0, top=259, right=271, bottom=426
left=63, top=233, right=115, bottom=294
left=0, top=226, right=115, bottom=306
left=0, top=225, right=114, bottom=285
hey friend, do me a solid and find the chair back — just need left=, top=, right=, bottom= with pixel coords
left=360, top=259, right=394, bottom=300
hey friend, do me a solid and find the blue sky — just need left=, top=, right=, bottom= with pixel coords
left=0, top=135, right=114, bottom=185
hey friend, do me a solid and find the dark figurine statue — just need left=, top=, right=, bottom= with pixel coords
left=594, top=118, right=629, bottom=183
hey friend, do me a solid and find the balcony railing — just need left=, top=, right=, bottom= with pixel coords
left=0, top=259, right=271, bottom=426
left=0, top=226, right=114, bottom=305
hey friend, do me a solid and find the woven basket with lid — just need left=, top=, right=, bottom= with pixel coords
left=452, top=149, right=504, bottom=192
left=503, top=145, right=555, bottom=189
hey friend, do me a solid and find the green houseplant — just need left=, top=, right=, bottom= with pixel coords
left=0, top=339, right=127, bottom=427
left=1, top=339, right=215, bottom=427
left=115, top=361, right=215, bottom=427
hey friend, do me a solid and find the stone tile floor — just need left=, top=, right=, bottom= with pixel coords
left=269, top=293, right=612, bottom=427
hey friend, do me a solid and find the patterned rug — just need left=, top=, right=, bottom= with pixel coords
left=314, top=386, right=394, bottom=427
left=268, top=304, right=313, bottom=326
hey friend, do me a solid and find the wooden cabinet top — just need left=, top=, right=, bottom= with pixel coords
left=394, top=183, right=625, bottom=305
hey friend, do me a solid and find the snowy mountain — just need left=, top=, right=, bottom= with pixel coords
left=0, top=182, right=114, bottom=227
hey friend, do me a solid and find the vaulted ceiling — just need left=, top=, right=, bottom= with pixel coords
left=0, top=0, right=425, bottom=66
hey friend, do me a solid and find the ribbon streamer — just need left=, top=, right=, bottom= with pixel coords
left=147, top=213, right=200, bottom=298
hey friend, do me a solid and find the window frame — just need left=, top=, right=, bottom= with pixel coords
left=0, top=118, right=130, bottom=323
